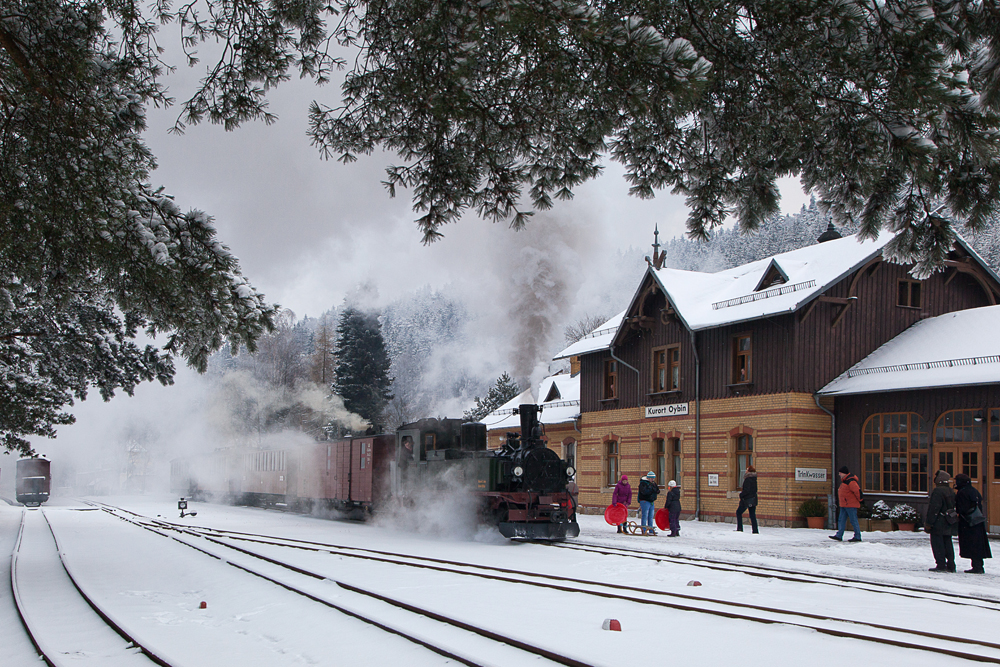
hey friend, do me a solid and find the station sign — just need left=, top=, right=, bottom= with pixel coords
left=645, top=403, right=689, bottom=419
left=795, top=467, right=828, bottom=482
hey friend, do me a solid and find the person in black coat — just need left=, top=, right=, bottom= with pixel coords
left=955, top=473, right=991, bottom=574
left=735, top=465, right=759, bottom=533
left=664, top=481, right=682, bottom=537
left=925, top=470, right=957, bottom=572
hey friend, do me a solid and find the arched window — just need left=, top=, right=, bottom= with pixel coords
left=934, top=409, right=983, bottom=443
left=862, top=413, right=929, bottom=493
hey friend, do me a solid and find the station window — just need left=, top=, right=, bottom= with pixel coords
left=732, top=334, right=752, bottom=384
left=862, top=413, right=929, bottom=493
left=672, top=438, right=682, bottom=482
left=604, top=360, right=618, bottom=399
left=653, top=346, right=680, bottom=392
left=897, top=279, right=922, bottom=308
left=606, top=440, right=619, bottom=486
left=734, top=434, right=753, bottom=489
left=654, top=438, right=666, bottom=487
left=935, top=409, right=983, bottom=443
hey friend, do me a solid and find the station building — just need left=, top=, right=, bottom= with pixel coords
left=555, top=227, right=1000, bottom=528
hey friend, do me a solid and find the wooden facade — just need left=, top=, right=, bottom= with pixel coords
left=572, top=238, right=1000, bottom=527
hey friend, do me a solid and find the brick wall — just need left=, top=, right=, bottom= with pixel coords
left=576, top=392, right=834, bottom=526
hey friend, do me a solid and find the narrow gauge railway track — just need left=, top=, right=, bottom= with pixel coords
left=11, top=509, right=172, bottom=667
left=546, top=540, right=1000, bottom=610
left=91, top=502, right=1000, bottom=665
left=84, top=502, right=595, bottom=667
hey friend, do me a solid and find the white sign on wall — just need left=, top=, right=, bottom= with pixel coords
left=707, top=473, right=719, bottom=487
left=645, top=403, right=690, bottom=418
left=795, top=468, right=828, bottom=482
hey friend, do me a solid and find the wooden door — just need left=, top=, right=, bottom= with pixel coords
left=988, top=444, right=1000, bottom=534
left=936, top=445, right=982, bottom=492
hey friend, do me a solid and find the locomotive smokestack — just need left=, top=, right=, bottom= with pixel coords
left=518, top=404, right=543, bottom=449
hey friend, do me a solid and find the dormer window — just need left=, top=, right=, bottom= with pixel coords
left=544, top=383, right=562, bottom=402
left=755, top=260, right=789, bottom=291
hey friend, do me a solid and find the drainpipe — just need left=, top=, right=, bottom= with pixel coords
left=609, top=344, right=640, bottom=391
left=690, top=330, right=701, bottom=521
left=814, top=394, right=836, bottom=530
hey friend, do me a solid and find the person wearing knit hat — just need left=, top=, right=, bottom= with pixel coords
left=829, top=466, right=863, bottom=542
left=736, top=464, right=759, bottom=533
left=926, top=469, right=957, bottom=572
left=637, top=471, right=660, bottom=535
left=611, top=473, right=632, bottom=534
left=664, top=479, right=682, bottom=536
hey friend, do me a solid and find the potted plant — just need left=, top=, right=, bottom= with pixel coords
left=799, top=498, right=827, bottom=529
left=856, top=501, right=872, bottom=533
left=870, top=500, right=893, bottom=531
left=889, top=503, right=920, bottom=532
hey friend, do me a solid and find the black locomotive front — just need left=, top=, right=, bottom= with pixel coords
left=393, top=404, right=579, bottom=539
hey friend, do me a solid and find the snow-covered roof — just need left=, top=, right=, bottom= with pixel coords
left=649, top=232, right=891, bottom=331
left=553, top=311, right=626, bottom=360
left=819, top=305, right=1000, bottom=396
left=481, top=373, right=580, bottom=431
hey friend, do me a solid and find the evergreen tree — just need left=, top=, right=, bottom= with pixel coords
left=463, top=373, right=521, bottom=422
left=333, top=307, right=393, bottom=430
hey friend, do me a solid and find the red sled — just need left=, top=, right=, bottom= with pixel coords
left=604, top=503, right=628, bottom=525
left=655, top=508, right=669, bottom=531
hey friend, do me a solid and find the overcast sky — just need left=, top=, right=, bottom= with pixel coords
left=14, top=45, right=810, bottom=477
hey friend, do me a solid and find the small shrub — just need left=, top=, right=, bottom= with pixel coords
left=889, top=503, right=920, bottom=523
left=799, top=498, right=827, bottom=518
left=870, top=500, right=892, bottom=520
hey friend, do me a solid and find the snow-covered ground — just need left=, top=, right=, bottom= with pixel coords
left=2, top=496, right=997, bottom=667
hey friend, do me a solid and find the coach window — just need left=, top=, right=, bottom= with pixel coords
left=606, top=440, right=619, bottom=487
left=862, top=413, right=929, bottom=493
left=732, top=334, right=752, bottom=384
left=734, top=434, right=753, bottom=488
left=604, top=360, right=618, bottom=399
left=897, top=279, right=922, bottom=309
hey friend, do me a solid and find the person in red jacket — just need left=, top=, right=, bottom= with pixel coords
left=829, top=466, right=862, bottom=542
left=611, top=474, right=631, bottom=533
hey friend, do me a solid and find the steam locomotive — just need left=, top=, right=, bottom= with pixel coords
left=171, top=404, right=580, bottom=540
left=15, top=458, right=51, bottom=506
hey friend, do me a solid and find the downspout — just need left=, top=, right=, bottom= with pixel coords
left=609, top=344, right=640, bottom=391
left=690, top=330, right=701, bottom=521
left=814, top=394, right=836, bottom=530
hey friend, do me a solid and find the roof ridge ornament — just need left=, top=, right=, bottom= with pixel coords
left=645, top=224, right=666, bottom=269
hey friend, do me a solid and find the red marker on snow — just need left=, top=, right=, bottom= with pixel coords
left=199, top=601, right=207, bottom=609
left=602, top=618, right=622, bottom=631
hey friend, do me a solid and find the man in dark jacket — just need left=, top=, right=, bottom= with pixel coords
left=736, top=465, right=759, bottom=533
left=925, top=470, right=957, bottom=572
left=955, top=473, right=992, bottom=574
left=664, top=480, right=682, bottom=537
left=638, top=472, right=660, bottom=535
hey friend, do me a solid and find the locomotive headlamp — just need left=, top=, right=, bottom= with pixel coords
left=513, top=466, right=524, bottom=478
left=566, top=466, right=576, bottom=477
left=178, top=498, right=187, bottom=511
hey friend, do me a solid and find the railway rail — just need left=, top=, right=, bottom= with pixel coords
left=86, top=501, right=595, bottom=667
left=547, top=539, right=1000, bottom=610
left=91, top=501, right=1000, bottom=665
left=11, top=508, right=172, bottom=667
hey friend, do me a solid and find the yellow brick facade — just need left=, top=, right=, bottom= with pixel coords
left=576, top=392, right=835, bottom=527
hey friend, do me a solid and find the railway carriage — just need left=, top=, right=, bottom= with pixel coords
left=171, top=404, right=579, bottom=539
left=16, top=458, right=51, bottom=506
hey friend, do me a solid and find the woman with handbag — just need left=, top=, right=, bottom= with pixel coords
left=925, top=470, right=957, bottom=572
left=955, top=473, right=992, bottom=574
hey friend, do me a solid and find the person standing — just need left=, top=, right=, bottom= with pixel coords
left=638, top=471, right=660, bottom=535
left=736, top=465, right=759, bottom=533
left=664, top=480, right=681, bottom=537
left=829, top=466, right=862, bottom=542
left=955, top=473, right=991, bottom=574
left=925, top=469, right=957, bottom=572
left=611, top=473, right=632, bottom=534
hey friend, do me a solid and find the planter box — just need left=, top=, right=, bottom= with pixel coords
left=870, top=519, right=893, bottom=532
left=895, top=522, right=915, bottom=532
left=805, top=516, right=825, bottom=529
left=857, top=518, right=872, bottom=532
